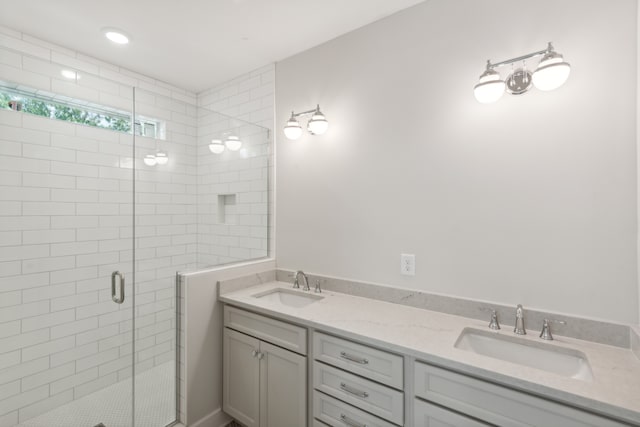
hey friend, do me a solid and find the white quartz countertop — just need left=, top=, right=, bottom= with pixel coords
left=220, top=281, right=640, bottom=425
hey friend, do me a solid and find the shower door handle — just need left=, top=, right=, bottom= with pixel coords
left=111, top=271, right=125, bottom=304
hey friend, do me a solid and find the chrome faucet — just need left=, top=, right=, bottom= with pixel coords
left=293, top=270, right=310, bottom=291
left=514, top=304, right=526, bottom=335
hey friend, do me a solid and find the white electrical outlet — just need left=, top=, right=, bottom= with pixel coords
left=400, top=253, right=415, bottom=276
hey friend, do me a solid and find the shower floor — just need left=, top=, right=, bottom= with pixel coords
left=16, top=362, right=175, bottom=427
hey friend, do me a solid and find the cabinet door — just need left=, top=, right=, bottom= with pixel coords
left=223, top=328, right=260, bottom=427
left=259, top=340, right=307, bottom=427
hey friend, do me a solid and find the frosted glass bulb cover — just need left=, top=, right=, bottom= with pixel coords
left=474, top=72, right=505, bottom=104
left=209, top=140, right=225, bottom=154
left=533, top=53, right=570, bottom=91
left=225, top=135, right=242, bottom=151
left=284, top=118, right=303, bottom=140
left=143, top=154, right=157, bottom=166
left=155, top=151, right=168, bottom=165
left=307, top=113, right=329, bottom=135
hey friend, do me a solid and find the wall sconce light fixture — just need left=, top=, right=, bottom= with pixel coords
left=474, top=42, right=570, bottom=104
left=283, top=104, right=328, bottom=140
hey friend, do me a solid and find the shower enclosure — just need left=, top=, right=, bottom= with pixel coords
left=0, top=47, right=270, bottom=427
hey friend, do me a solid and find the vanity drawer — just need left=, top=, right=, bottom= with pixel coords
left=314, top=391, right=398, bottom=427
left=313, top=332, right=403, bottom=389
left=414, top=398, right=490, bottom=426
left=224, top=305, right=307, bottom=355
left=314, top=361, right=404, bottom=425
left=414, top=361, right=629, bottom=427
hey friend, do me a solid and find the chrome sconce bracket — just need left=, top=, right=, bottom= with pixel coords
left=485, top=42, right=555, bottom=71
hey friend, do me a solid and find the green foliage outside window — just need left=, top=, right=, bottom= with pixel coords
left=1, top=90, right=134, bottom=134
left=0, top=92, right=10, bottom=109
left=22, top=98, right=52, bottom=118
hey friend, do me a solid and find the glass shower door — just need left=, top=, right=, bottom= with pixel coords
left=132, top=89, right=181, bottom=427
left=0, top=73, right=135, bottom=426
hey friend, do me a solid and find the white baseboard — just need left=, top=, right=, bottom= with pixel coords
left=189, top=408, right=232, bottom=427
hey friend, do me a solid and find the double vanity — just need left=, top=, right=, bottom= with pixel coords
left=219, top=274, right=640, bottom=427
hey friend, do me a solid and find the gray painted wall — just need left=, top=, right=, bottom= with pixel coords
left=275, top=0, right=639, bottom=324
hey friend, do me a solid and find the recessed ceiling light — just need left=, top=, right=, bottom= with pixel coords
left=103, top=29, right=130, bottom=45
left=60, top=69, right=78, bottom=80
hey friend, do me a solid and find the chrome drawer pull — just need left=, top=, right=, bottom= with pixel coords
left=340, top=382, right=369, bottom=398
left=340, top=351, right=369, bottom=365
left=340, top=413, right=367, bottom=427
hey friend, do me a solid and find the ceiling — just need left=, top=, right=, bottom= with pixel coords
left=0, top=0, right=424, bottom=93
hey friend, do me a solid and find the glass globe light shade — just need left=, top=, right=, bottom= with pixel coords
left=225, top=135, right=242, bottom=151
left=532, top=52, right=570, bottom=91
left=307, top=107, right=329, bottom=135
left=143, top=154, right=157, bottom=166
left=155, top=151, right=168, bottom=165
left=209, top=139, right=225, bottom=154
left=473, top=69, right=505, bottom=104
left=283, top=116, right=303, bottom=140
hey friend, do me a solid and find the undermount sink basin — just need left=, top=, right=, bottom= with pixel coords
left=454, top=328, right=593, bottom=381
left=252, top=288, right=324, bottom=308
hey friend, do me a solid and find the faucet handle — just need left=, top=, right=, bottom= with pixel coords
left=314, top=279, right=323, bottom=294
left=488, top=309, right=500, bottom=330
left=480, top=307, right=501, bottom=330
left=539, top=318, right=566, bottom=341
left=288, top=272, right=299, bottom=288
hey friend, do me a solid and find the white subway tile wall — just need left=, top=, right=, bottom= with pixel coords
left=0, top=25, right=273, bottom=426
left=196, top=64, right=274, bottom=267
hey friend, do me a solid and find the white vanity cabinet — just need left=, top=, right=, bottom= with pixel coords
left=221, top=300, right=637, bottom=427
left=223, top=306, right=307, bottom=427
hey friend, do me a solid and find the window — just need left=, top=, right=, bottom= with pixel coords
left=0, top=86, right=164, bottom=139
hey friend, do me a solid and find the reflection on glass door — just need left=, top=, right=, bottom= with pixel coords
left=133, top=88, right=179, bottom=427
